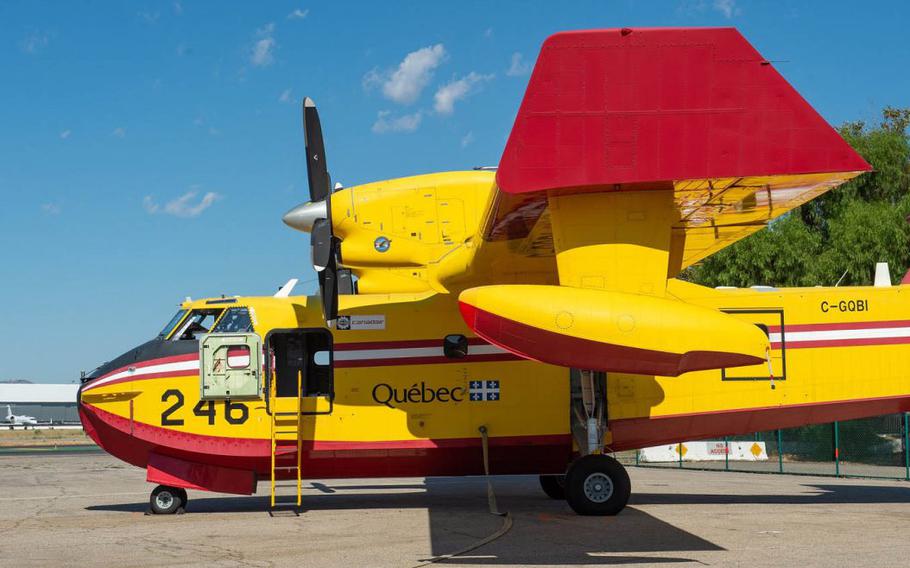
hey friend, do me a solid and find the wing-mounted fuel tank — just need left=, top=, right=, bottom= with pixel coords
left=458, top=285, right=769, bottom=376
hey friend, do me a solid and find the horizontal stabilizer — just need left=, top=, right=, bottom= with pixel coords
left=459, top=285, right=769, bottom=376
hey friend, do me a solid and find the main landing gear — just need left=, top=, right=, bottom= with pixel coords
left=539, top=474, right=566, bottom=500
left=149, top=485, right=188, bottom=515
left=565, top=454, right=631, bottom=515
left=540, top=455, right=631, bottom=516
left=539, top=369, right=632, bottom=516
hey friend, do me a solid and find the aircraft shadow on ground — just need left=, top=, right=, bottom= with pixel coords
left=86, top=476, right=716, bottom=565
left=630, top=483, right=910, bottom=506
left=84, top=476, right=910, bottom=565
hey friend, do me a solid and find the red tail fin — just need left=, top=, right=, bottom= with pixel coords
left=496, top=27, right=870, bottom=195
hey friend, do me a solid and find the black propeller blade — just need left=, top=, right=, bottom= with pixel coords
left=301, top=97, right=345, bottom=323
left=319, top=252, right=339, bottom=322
left=303, top=97, right=331, bottom=203
left=310, top=217, right=339, bottom=321
left=311, top=218, right=334, bottom=272
left=337, top=269, right=355, bottom=295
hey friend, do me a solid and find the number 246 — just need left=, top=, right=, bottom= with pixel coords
left=160, top=389, right=248, bottom=426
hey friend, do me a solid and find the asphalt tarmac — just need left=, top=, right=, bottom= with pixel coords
left=2, top=452, right=909, bottom=567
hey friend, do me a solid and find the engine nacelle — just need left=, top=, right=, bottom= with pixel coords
left=329, top=171, right=495, bottom=293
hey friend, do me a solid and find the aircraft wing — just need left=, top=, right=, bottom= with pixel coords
left=456, top=28, right=870, bottom=376
left=488, top=27, right=869, bottom=271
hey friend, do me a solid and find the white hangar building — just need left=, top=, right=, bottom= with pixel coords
left=1, top=383, right=80, bottom=423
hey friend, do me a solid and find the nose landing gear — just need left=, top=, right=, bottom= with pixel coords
left=149, top=485, right=188, bottom=515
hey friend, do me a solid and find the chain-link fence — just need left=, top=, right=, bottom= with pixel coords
left=630, top=412, right=910, bottom=481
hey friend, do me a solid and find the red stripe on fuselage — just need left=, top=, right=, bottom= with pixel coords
left=334, top=337, right=491, bottom=351
left=82, top=339, right=523, bottom=392
left=609, top=394, right=910, bottom=451
left=96, top=352, right=198, bottom=381
left=78, top=402, right=572, bottom=484
left=768, top=319, right=910, bottom=333
left=335, top=353, right=521, bottom=368
left=778, top=336, right=910, bottom=350
left=765, top=319, right=910, bottom=350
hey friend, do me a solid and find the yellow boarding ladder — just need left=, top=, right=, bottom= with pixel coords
left=269, top=369, right=303, bottom=509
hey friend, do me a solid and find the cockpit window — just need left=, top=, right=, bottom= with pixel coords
left=171, top=308, right=224, bottom=341
left=212, top=307, right=254, bottom=333
left=158, top=309, right=188, bottom=339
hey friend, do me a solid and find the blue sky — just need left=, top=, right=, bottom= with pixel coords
left=2, top=1, right=909, bottom=382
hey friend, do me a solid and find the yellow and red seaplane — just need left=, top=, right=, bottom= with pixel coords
left=80, top=28, right=907, bottom=516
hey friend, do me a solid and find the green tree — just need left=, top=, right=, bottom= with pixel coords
left=813, top=199, right=910, bottom=285
left=688, top=213, right=822, bottom=287
left=687, top=108, right=910, bottom=288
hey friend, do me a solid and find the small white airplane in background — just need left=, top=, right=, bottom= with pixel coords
left=5, top=405, right=37, bottom=426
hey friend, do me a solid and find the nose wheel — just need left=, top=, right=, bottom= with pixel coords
left=564, top=454, right=630, bottom=516
left=149, top=485, right=188, bottom=515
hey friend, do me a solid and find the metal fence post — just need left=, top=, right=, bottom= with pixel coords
left=904, top=413, right=909, bottom=482
left=724, top=436, right=729, bottom=472
left=678, top=442, right=683, bottom=469
left=777, top=429, right=783, bottom=473
left=834, top=421, right=841, bottom=477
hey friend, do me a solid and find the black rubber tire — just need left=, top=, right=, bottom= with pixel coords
left=539, top=474, right=567, bottom=500
left=176, top=488, right=188, bottom=510
left=565, top=455, right=631, bottom=516
left=149, top=485, right=185, bottom=515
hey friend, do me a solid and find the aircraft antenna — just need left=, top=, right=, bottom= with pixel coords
left=834, top=269, right=849, bottom=287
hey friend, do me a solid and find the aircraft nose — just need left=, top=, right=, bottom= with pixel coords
left=282, top=200, right=327, bottom=233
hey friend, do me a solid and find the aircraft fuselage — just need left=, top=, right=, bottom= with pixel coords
left=78, top=280, right=910, bottom=495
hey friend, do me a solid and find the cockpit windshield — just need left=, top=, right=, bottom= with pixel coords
left=158, top=309, right=188, bottom=339
left=171, top=308, right=224, bottom=341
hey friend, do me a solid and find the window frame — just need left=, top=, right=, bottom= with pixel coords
left=170, top=308, right=226, bottom=341
left=158, top=309, right=189, bottom=340
left=211, top=307, right=255, bottom=335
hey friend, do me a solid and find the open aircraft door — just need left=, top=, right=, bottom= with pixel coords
left=265, top=329, right=334, bottom=415
left=199, top=333, right=262, bottom=399
left=720, top=309, right=787, bottom=382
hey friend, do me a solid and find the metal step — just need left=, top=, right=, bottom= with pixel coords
left=269, top=375, right=304, bottom=510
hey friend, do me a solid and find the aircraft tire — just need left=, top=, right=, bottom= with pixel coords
left=149, top=485, right=186, bottom=515
left=177, top=488, right=188, bottom=508
left=539, top=474, right=566, bottom=500
left=565, top=455, right=631, bottom=516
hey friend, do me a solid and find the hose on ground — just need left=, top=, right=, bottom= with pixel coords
left=411, top=425, right=513, bottom=567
